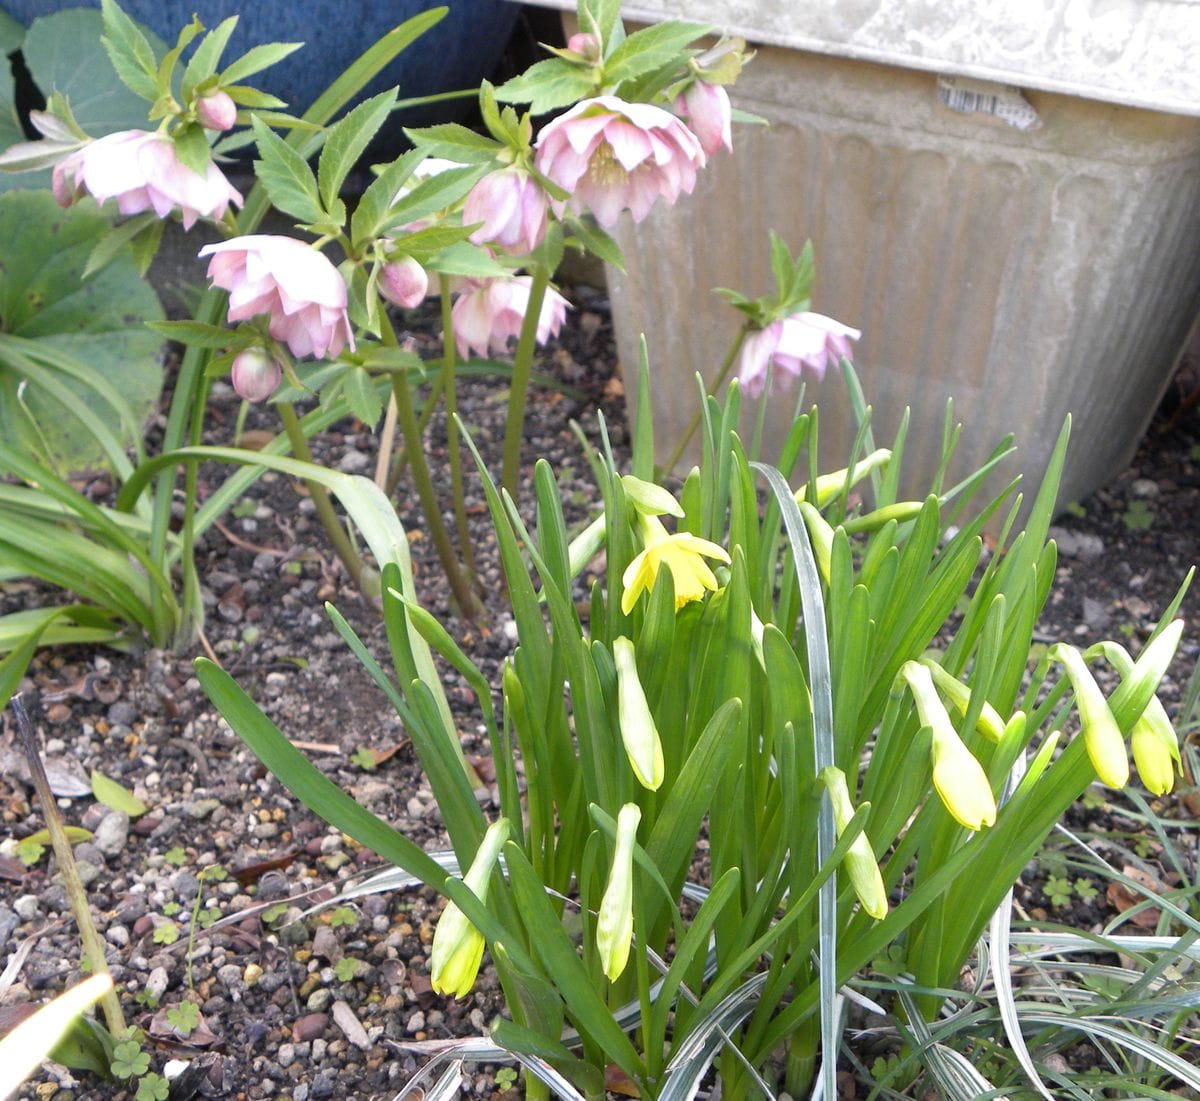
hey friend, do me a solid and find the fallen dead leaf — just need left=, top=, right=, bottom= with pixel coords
left=1106, top=865, right=1163, bottom=928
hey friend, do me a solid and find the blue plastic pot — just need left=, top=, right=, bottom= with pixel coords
left=2, top=0, right=519, bottom=124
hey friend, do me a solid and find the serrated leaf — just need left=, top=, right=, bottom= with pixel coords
left=99, top=0, right=159, bottom=100
left=172, top=122, right=211, bottom=178
left=147, top=320, right=236, bottom=348
left=91, top=770, right=148, bottom=817
left=379, top=163, right=486, bottom=236
left=222, top=85, right=289, bottom=110
left=566, top=216, right=625, bottom=272
left=318, top=89, right=396, bottom=211
left=602, top=21, right=709, bottom=86
left=220, top=41, right=304, bottom=86
left=251, top=115, right=324, bottom=224
left=493, top=60, right=596, bottom=115
left=403, top=122, right=502, bottom=165
left=342, top=367, right=384, bottom=428
left=348, top=149, right=422, bottom=245
left=82, top=211, right=159, bottom=278
left=425, top=241, right=508, bottom=280
left=182, top=16, right=239, bottom=101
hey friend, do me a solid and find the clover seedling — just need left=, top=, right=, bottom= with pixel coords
left=166, top=1000, right=201, bottom=1036
left=111, top=1039, right=150, bottom=1078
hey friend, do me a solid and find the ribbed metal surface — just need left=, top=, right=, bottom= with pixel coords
left=612, top=46, right=1200, bottom=508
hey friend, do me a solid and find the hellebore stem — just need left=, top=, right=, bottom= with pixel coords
left=500, top=263, right=550, bottom=498
left=11, top=696, right=127, bottom=1038
left=663, top=324, right=748, bottom=477
left=385, top=375, right=445, bottom=495
left=380, top=317, right=482, bottom=618
left=439, top=276, right=478, bottom=579
left=276, top=401, right=364, bottom=589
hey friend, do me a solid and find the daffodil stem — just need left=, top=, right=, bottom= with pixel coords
left=276, top=401, right=364, bottom=589
left=662, top=324, right=748, bottom=477
left=440, top=275, right=477, bottom=578
left=501, top=262, right=551, bottom=498
left=380, top=317, right=482, bottom=618
left=12, top=696, right=127, bottom=1038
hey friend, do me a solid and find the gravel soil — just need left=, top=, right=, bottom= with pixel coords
left=2, top=288, right=1198, bottom=1101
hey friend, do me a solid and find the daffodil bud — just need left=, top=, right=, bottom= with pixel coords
left=621, top=474, right=684, bottom=517
left=1052, top=644, right=1128, bottom=789
left=920, top=657, right=1006, bottom=743
left=796, top=501, right=834, bottom=585
left=567, top=514, right=607, bottom=580
left=795, top=448, right=891, bottom=506
left=596, top=804, right=640, bottom=981
left=819, top=767, right=888, bottom=919
left=902, top=662, right=996, bottom=830
left=429, top=819, right=510, bottom=998
left=613, top=637, right=664, bottom=790
left=1097, top=641, right=1181, bottom=796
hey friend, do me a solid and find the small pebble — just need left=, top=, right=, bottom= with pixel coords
left=93, top=811, right=130, bottom=857
left=14, top=895, right=39, bottom=922
left=293, top=1012, right=329, bottom=1043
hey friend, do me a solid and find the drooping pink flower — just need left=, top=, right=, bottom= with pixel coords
left=53, top=129, right=242, bottom=230
left=450, top=276, right=570, bottom=359
left=196, top=89, right=238, bottom=132
left=230, top=348, right=282, bottom=402
left=463, top=167, right=549, bottom=255
left=534, top=95, right=704, bottom=228
left=379, top=256, right=429, bottom=309
left=675, top=81, right=732, bottom=158
left=199, top=235, right=355, bottom=360
left=737, top=312, right=861, bottom=398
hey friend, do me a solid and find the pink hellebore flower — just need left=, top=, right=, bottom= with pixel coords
left=379, top=256, right=429, bottom=309
left=199, top=235, right=355, bottom=360
left=53, top=129, right=242, bottom=230
left=566, top=32, right=600, bottom=62
left=534, top=95, right=705, bottom=228
left=463, top=167, right=549, bottom=255
left=230, top=348, right=282, bottom=402
left=451, top=276, right=570, bottom=359
left=196, top=89, right=238, bottom=132
left=675, top=81, right=732, bottom=158
left=737, top=312, right=862, bottom=398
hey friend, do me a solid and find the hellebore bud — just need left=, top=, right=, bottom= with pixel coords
left=196, top=89, right=237, bottom=132
left=379, top=256, right=429, bottom=309
left=230, top=348, right=282, bottom=403
left=429, top=818, right=510, bottom=998
left=596, top=803, right=640, bottom=981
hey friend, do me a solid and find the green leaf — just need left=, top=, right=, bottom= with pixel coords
left=565, top=216, right=625, bottom=272
left=146, top=320, right=236, bottom=348
left=493, top=60, right=597, bottom=116
left=348, top=148, right=423, bottom=244
left=602, top=21, right=709, bottom=87
left=181, top=16, right=239, bottom=101
left=99, top=0, right=159, bottom=100
left=172, top=121, right=212, bottom=178
left=90, top=770, right=148, bottom=817
left=341, top=366, right=384, bottom=428
left=403, top=121, right=504, bottom=164
left=251, top=115, right=324, bottom=224
left=23, top=9, right=161, bottom=136
left=0, top=10, right=23, bottom=55
left=219, top=41, right=304, bottom=86
left=318, top=89, right=397, bottom=211
left=0, top=192, right=164, bottom=475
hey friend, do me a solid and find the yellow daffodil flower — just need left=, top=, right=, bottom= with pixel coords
left=430, top=818, right=510, bottom=998
left=902, top=661, right=997, bottom=830
left=596, top=804, right=641, bottom=982
left=621, top=514, right=730, bottom=614
left=613, top=637, right=665, bottom=790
